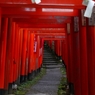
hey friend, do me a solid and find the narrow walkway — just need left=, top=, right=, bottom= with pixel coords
left=26, top=48, right=63, bottom=95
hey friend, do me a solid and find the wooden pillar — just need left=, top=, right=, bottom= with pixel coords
left=37, top=35, right=40, bottom=70
left=86, top=16, right=95, bottom=95
left=28, top=33, right=34, bottom=80
left=20, top=29, right=28, bottom=82
left=0, top=17, right=8, bottom=94
left=68, top=18, right=74, bottom=94
left=18, top=29, right=23, bottom=82
left=73, top=16, right=81, bottom=95
left=79, top=10, right=88, bottom=95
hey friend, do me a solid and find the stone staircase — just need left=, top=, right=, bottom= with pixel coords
left=42, top=48, right=62, bottom=69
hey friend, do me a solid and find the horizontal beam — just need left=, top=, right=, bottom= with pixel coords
left=28, top=28, right=65, bottom=31
left=2, top=8, right=79, bottom=16
left=36, top=33, right=65, bottom=35
left=30, top=31, right=65, bottom=33
left=3, top=15, right=68, bottom=19
left=43, top=38, right=64, bottom=40
left=0, top=0, right=82, bottom=4
left=0, top=4, right=85, bottom=9
left=28, top=28, right=65, bottom=33
left=18, top=23, right=66, bottom=28
left=0, top=0, right=84, bottom=9
left=13, top=17, right=71, bottom=24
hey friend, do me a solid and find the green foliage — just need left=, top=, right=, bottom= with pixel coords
left=57, top=67, right=67, bottom=95
left=13, top=68, right=46, bottom=95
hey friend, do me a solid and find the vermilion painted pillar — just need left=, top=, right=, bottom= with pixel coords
left=80, top=26, right=88, bottom=95
left=54, top=41, right=57, bottom=55
left=79, top=11, right=88, bottom=95
left=50, top=40, right=52, bottom=49
left=0, top=8, right=1, bottom=38
left=62, top=29, right=69, bottom=81
left=57, top=41, right=60, bottom=57
left=17, top=27, right=20, bottom=81
left=72, top=16, right=81, bottom=95
left=62, top=40, right=65, bottom=60
left=8, top=22, right=16, bottom=84
left=28, top=33, right=34, bottom=80
left=17, top=27, right=21, bottom=84
left=86, top=18, right=95, bottom=95
left=48, top=40, right=51, bottom=48
left=39, top=38, right=43, bottom=68
left=5, top=19, right=15, bottom=94
left=20, top=29, right=28, bottom=82
left=5, top=18, right=11, bottom=92
left=55, top=40, right=59, bottom=57
left=33, top=34, right=37, bottom=72
left=41, top=39, right=44, bottom=65
left=27, top=31, right=31, bottom=78
left=68, top=18, right=75, bottom=94
left=19, top=29, right=23, bottom=82
left=66, top=28, right=71, bottom=84
left=27, top=31, right=30, bottom=78
left=33, top=34, right=37, bottom=74
left=52, top=40, right=55, bottom=51
left=37, top=36, right=40, bottom=70
left=13, top=24, right=19, bottom=82
left=0, top=17, right=8, bottom=94
left=62, top=40, right=66, bottom=63
left=59, top=40, right=62, bottom=57
left=25, top=30, right=30, bottom=79
left=58, top=40, right=62, bottom=58
left=55, top=40, right=57, bottom=56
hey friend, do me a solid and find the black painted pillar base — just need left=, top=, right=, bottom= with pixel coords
left=28, top=71, right=35, bottom=81
left=37, top=67, right=41, bottom=73
left=0, top=89, right=8, bottom=95
left=36, top=69, right=39, bottom=75
left=20, top=75, right=27, bottom=83
left=8, top=83, right=13, bottom=94
left=62, top=60, right=67, bottom=69
left=57, top=56, right=61, bottom=60
left=69, top=83, right=74, bottom=95
left=35, top=68, right=41, bottom=76
left=39, top=67, right=41, bottom=72
left=33, top=70, right=37, bottom=77
left=13, top=77, right=20, bottom=86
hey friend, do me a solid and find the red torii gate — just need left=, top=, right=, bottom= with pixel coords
left=0, top=0, right=94, bottom=95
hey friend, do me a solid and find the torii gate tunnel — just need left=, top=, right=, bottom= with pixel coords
left=0, top=0, right=95, bottom=95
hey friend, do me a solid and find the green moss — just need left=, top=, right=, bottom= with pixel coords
left=57, top=67, right=67, bottom=95
left=13, top=68, right=46, bottom=95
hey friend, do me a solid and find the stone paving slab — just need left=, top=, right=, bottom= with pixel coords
left=26, top=48, right=62, bottom=95
left=26, top=68, right=62, bottom=95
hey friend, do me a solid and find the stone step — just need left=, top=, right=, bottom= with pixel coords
left=42, top=65, right=63, bottom=69
left=43, top=54, right=53, bottom=56
left=43, top=63, right=58, bottom=66
left=43, top=60, right=57, bottom=62
left=43, top=61, right=58, bottom=63
left=43, top=57, right=55, bottom=60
